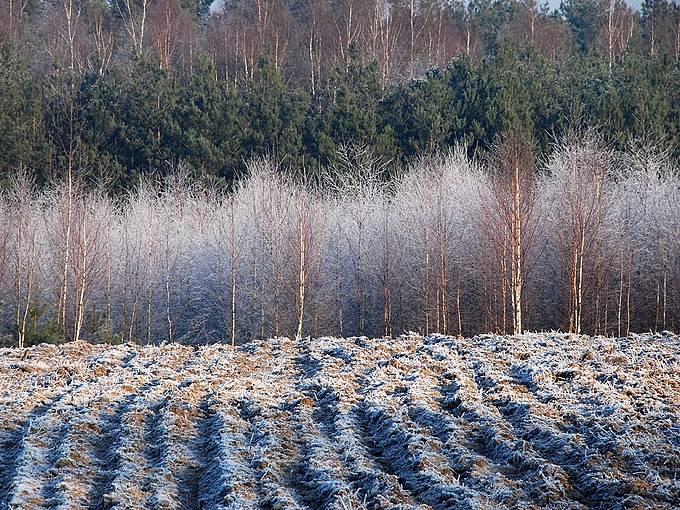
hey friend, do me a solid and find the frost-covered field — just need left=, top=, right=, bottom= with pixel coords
left=1, top=333, right=679, bottom=510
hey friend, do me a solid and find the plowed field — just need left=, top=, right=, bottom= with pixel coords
left=1, top=333, right=679, bottom=509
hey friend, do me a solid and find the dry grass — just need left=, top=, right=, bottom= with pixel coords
left=1, top=333, right=679, bottom=509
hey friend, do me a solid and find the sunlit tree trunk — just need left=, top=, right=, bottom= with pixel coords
left=482, top=133, right=538, bottom=335
left=117, top=0, right=150, bottom=57
left=543, top=133, right=610, bottom=335
left=511, top=153, right=524, bottom=334
left=73, top=199, right=87, bottom=342
left=230, top=195, right=237, bottom=346
left=11, top=177, right=39, bottom=349
left=295, top=191, right=307, bottom=339
left=59, top=158, right=74, bottom=341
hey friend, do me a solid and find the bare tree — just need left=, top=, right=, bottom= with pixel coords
left=377, top=193, right=395, bottom=336
left=541, top=133, right=612, bottom=334
left=241, top=160, right=291, bottom=338
left=287, top=179, right=324, bottom=339
left=72, top=192, right=110, bottom=342
left=203, top=187, right=245, bottom=345
left=306, top=0, right=325, bottom=93
left=155, top=174, right=206, bottom=343
left=147, top=0, right=194, bottom=71
left=43, top=173, right=77, bottom=342
left=118, top=183, right=156, bottom=343
left=145, top=186, right=155, bottom=344
left=42, top=184, right=110, bottom=343
left=333, top=145, right=387, bottom=336
left=617, top=142, right=678, bottom=333
left=394, top=148, right=479, bottom=336
left=116, top=0, right=151, bottom=58
left=36, top=0, right=93, bottom=73
left=597, top=0, right=636, bottom=66
left=7, top=175, right=44, bottom=348
left=396, top=161, right=437, bottom=335
left=0, top=0, right=36, bottom=59
left=480, top=133, right=540, bottom=335
left=675, top=1, right=680, bottom=62
left=610, top=180, right=639, bottom=337
left=87, top=0, right=115, bottom=76
left=366, top=0, right=402, bottom=84
left=60, top=0, right=84, bottom=71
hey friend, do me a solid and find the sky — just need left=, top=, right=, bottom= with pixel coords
left=208, top=0, right=646, bottom=17
left=544, top=0, right=643, bottom=12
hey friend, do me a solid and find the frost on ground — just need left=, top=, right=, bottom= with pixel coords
left=1, top=333, right=679, bottom=510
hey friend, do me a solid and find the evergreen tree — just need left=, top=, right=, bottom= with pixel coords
left=0, top=38, right=51, bottom=186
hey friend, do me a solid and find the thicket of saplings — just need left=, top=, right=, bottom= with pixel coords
left=1, top=135, right=679, bottom=348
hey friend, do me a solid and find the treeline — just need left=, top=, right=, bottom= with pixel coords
left=1, top=0, right=680, bottom=190
left=2, top=135, right=679, bottom=347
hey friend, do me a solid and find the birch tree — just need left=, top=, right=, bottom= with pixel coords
left=619, top=143, right=678, bottom=333
left=241, top=160, right=291, bottom=338
left=333, top=145, right=386, bottom=337
left=480, top=133, right=540, bottom=335
left=0, top=0, right=37, bottom=59
left=541, top=134, right=611, bottom=334
left=115, top=0, right=151, bottom=58
left=204, top=186, right=245, bottom=345
left=8, top=176, right=45, bottom=348
left=287, top=179, right=324, bottom=339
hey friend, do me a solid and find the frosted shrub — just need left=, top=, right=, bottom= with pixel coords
left=1, top=139, right=680, bottom=345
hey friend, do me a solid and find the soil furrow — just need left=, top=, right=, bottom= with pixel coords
left=469, top=334, right=678, bottom=508
left=355, top=399, right=476, bottom=510
left=461, top=370, right=585, bottom=505
left=291, top=344, right=370, bottom=508
left=104, top=344, right=199, bottom=509
left=0, top=393, right=65, bottom=509
left=4, top=398, right=71, bottom=509
left=88, top=395, right=136, bottom=510
left=490, top=377, right=632, bottom=507
left=99, top=396, right=157, bottom=508
left=0, top=334, right=678, bottom=509
left=292, top=406, right=364, bottom=510
left=302, top=382, right=422, bottom=509
left=421, top=343, right=583, bottom=508
left=406, top=404, right=520, bottom=508
left=504, top=335, right=676, bottom=506
left=168, top=391, right=209, bottom=510
left=347, top=338, right=462, bottom=508
left=237, top=397, right=307, bottom=509
left=196, top=401, right=259, bottom=509
left=98, top=362, right=172, bottom=510
left=49, top=394, right=119, bottom=510
left=299, top=337, right=423, bottom=509
left=379, top=340, right=522, bottom=507
left=144, top=375, right=208, bottom=510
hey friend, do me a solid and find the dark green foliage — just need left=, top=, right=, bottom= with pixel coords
left=472, top=0, right=524, bottom=49
left=313, top=49, right=384, bottom=169
left=0, top=38, right=52, bottom=187
left=12, top=288, right=61, bottom=348
left=0, top=1, right=679, bottom=191
left=242, top=53, right=309, bottom=169
left=560, top=0, right=608, bottom=51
